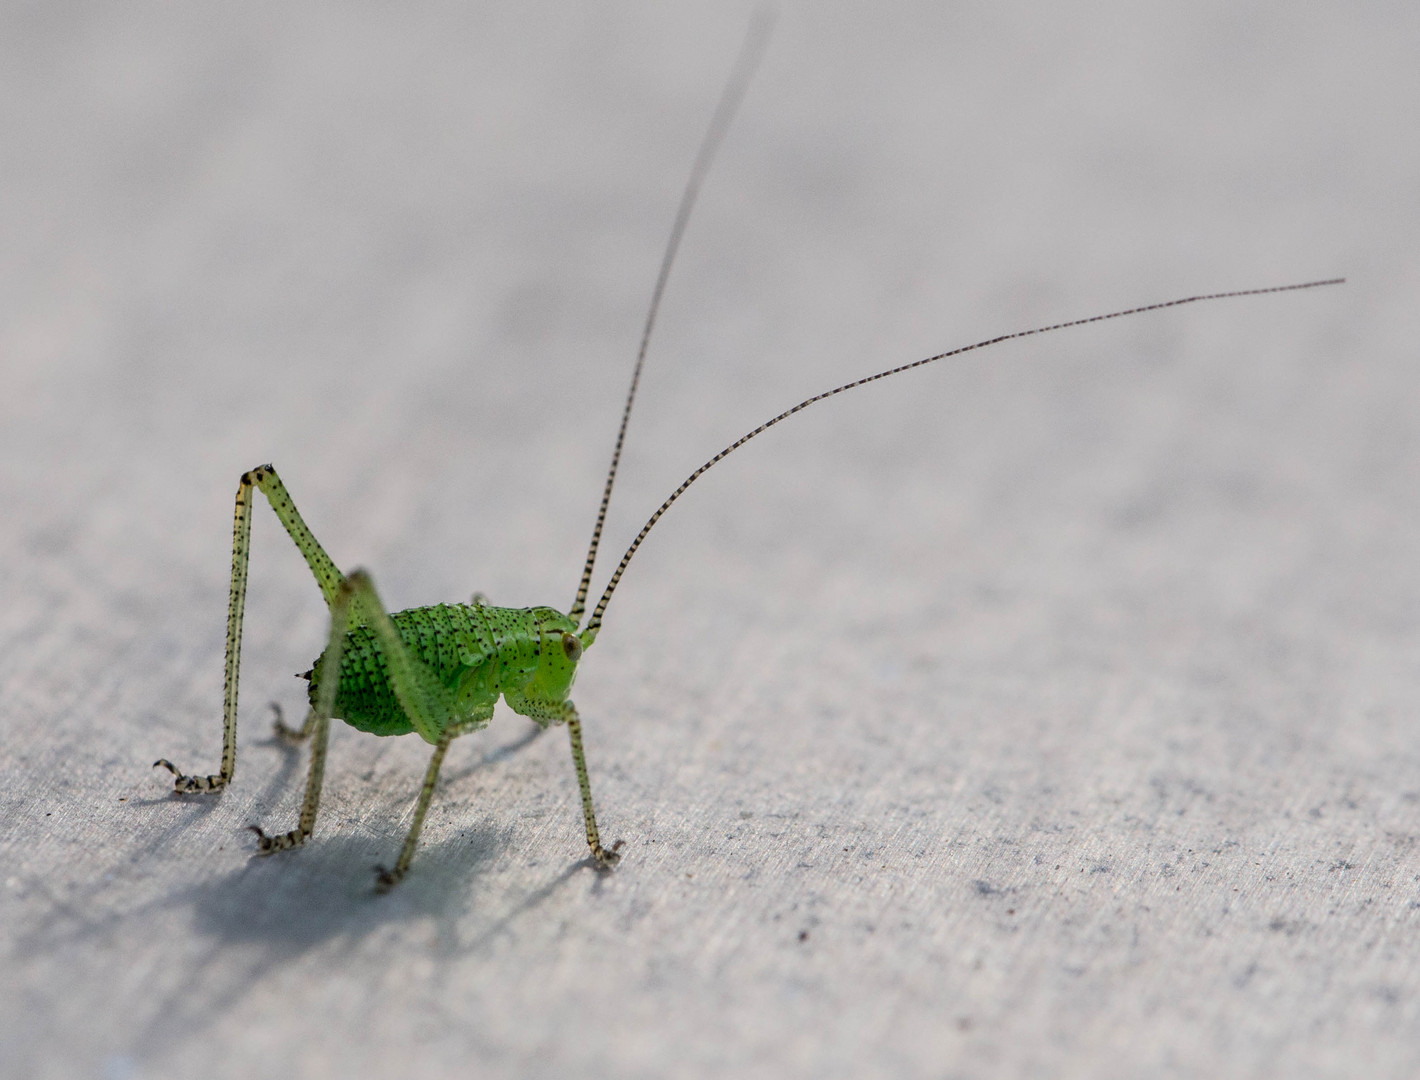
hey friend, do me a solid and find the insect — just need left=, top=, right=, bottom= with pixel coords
left=154, top=22, right=1342, bottom=890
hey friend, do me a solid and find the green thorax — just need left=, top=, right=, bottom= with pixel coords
left=308, top=603, right=584, bottom=737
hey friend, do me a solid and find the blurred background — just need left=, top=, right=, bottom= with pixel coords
left=1, top=3, right=1414, bottom=1077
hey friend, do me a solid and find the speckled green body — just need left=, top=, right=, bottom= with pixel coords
left=154, top=463, right=619, bottom=884
left=310, top=603, right=585, bottom=741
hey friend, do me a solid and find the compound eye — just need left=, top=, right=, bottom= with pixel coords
left=561, top=632, right=583, bottom=662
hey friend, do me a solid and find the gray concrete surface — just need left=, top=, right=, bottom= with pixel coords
left=1, top=3, right=1415, bottom=1077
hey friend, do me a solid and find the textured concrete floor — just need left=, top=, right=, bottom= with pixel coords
left=1, top=3, right=1415, bottom=1078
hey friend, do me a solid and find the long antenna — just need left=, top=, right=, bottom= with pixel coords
left=569, top=11, right=776, bottom=626
left=583, top=277, right=1345, bottom=634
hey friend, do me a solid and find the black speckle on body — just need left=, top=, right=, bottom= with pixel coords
left=310, top=603, right=547, bottom=737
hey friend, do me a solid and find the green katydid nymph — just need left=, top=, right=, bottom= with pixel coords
left=154, top=21, right=1343, bottom=890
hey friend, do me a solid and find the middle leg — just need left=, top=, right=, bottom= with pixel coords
left=372, top=713, right=487, bottom=892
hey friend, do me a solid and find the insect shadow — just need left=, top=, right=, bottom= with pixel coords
left=18, top=724, right=585, bottom=1071
left=191, top=716, right=556, bottom=939
left=154, top=826, right=585, bottom=1048
left=186, top=828, right=511, bottom=947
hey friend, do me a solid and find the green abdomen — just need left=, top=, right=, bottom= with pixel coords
left=308, top=603, right=544, bottom=737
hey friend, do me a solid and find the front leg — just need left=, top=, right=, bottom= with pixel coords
left=563, top=704, right=622, bottom=870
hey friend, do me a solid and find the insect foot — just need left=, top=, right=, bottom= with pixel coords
left=248, top=824, right=309, bottom=854
left=153, top=759, right=228, bottom=793
left=372, top=864, right=405, bottom=893
left=593, top=839, right=625, bottom=871
left=269, top=702, right=314, bottom=743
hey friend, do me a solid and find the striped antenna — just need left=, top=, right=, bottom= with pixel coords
left=569, top=11, right=775, bottom=626
left=583, top=277, right=1345, bottom=634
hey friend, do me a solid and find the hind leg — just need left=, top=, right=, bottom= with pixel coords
left=156, top=465, right=345, bottom=794
left=310, top=569, right=466, bottom=886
